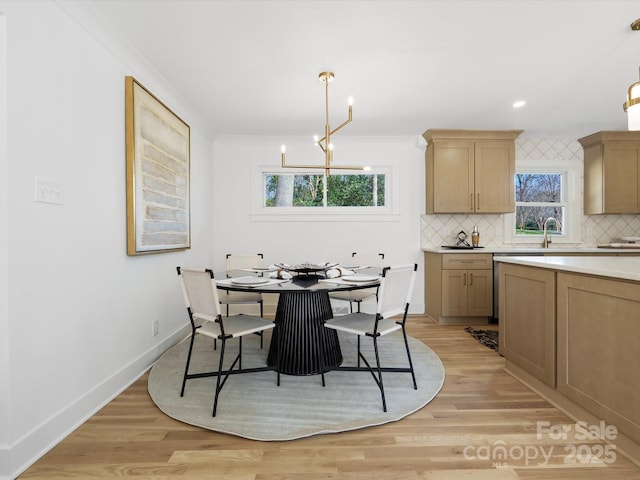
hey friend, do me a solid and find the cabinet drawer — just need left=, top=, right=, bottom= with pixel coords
left=442, top=253, right=493, bottom=269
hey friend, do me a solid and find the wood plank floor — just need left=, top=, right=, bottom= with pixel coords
left=19, top=318, right=640, bottom=479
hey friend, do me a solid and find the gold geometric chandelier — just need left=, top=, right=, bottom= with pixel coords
left=623, top=19, right=640, bottom=131
left=280, top=71, right=370, bottom=176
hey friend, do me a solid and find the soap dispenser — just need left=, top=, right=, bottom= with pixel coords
left=472, top=225, right=480, bottom=247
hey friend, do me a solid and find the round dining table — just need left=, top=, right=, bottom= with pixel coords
left=216, top=268, right=381, bottom=376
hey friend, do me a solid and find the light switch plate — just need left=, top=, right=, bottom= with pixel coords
left=35, top=176, right=64, bottom=205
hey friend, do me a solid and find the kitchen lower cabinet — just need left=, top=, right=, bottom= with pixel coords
left=498, top=262, right=556, bottom=386
left=496, top=258, right=640, bottom=461
left=556, top=272, right=640, bottom=447
left=441, top=269, right=492, bottom=316
left=425, top=252, right=493, bottom=324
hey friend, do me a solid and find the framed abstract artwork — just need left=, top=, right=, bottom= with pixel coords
left=125, top=76, right=190, bottom=255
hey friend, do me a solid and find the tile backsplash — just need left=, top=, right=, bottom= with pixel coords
left=421, top=138, right=640, bottom=249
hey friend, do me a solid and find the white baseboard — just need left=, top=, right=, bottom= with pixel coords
left=0, top=446, right=8, bottom=480
left=3, top=325, right=190, bottom=480
left=1, top=299, right=427, bottom=479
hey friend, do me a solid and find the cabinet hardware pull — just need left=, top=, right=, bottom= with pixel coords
left=463, top=273, right=467, bottom=285
left=470, top=273, right=474, bottom=285
left=470, top=193, right=473, bottom=211
left=477, top=193, right=480, bottom=210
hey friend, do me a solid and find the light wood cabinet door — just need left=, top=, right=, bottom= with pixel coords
left=474, top=140, right=516, bottom=213
left=441, top=268, right=492, bottom=316
left=466, top=269, right=493, bottom=316
left=579, top=131, right=640, bottom=214
left=499, top=263, right=556, bottom=386
left=601, top=143, right=640, bottom=213
left=557, top=272, right=640, bottom=444
left=431, top=141, right=474, bottom=213
left=441, top=270, right=467, bottom=316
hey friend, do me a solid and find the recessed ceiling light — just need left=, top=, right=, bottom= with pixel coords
left=513, top=100, right=526, bottom=108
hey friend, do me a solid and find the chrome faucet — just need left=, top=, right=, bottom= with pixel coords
left=542, top=217, right=561, bottom=248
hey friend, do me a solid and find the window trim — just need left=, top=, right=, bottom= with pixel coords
left=503, top=160, right=581, bottom=244
left=250, top=165, right=400, bottom=222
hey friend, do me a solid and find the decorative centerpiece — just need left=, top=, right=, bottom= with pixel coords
left=274, top=262, right=338, bottom=276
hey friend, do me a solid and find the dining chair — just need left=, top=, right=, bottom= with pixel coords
left=329, top=252, right=385, bottom=313
left=324, top=263, right=418, bottom=412
left=219, top=253, right=265, bottom=347
left=176, top=266, right=275, bottom=417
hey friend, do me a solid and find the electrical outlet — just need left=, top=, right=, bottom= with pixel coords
left=34, top=176, right=64, bottom=205
left=152, top=319, right=159, bottom=336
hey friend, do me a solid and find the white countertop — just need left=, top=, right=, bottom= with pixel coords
left=493, top=255, right=640, bottom=282
left=422, top=246, right=640, bottom=254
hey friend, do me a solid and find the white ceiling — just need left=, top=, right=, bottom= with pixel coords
left=87, top=0, right=640, bottom=140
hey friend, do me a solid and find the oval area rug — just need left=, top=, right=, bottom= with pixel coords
left=148, top=330, right=445, bottom=440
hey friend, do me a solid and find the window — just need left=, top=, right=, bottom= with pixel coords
left=264, top=173, right=386, bottom=208
left=504, top=161, right=580, bottom=244
left=250, top=164, right=398, bottom=222
left=515, top=173, right=564, bottom=235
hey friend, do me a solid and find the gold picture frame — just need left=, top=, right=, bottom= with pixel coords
left=125, top=76, right=190, bottom=255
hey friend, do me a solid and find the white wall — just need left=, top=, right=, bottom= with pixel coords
left=0, top=9, right=9, bottom=478
left=212, top=135, right=426, bottom=313
left=0, top=2, right=214, bottom=478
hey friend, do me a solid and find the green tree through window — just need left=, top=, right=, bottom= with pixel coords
left=265, top=173, right=386, bottom=208
left=514, top=173, right=563, bottom=235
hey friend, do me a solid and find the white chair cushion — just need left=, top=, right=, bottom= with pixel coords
left=221, top=314, right=275, bottom=338
left=329, top=289, right=376, bottom=303
left=324, top=312, right=401, bottom=337
left=196, top=314, right=274, bottom=339
left=193, top=320, right=222, bottom=339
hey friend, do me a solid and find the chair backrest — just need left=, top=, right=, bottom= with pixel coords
left=352, top=252, right=385, bottom=268
left=376, top=264, right=417, bottom=320
left=177, top=267, right=222, bottom=324
left=226, top=253, right=264, bottom=271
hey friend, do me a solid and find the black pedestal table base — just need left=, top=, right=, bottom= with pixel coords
left=267, top=290, right=342, bottom=375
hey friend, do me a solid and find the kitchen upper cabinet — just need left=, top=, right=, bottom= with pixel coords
left=579, top=130, right=640, bottom=214
left=423, top=129, right=523, bottom=214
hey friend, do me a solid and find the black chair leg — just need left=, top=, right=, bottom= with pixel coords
left=212, top=339, right=226, bottom=417
left=372, top=335, right=387, bottom=412
left=401, top=327, right=417, bottom=389
left=259, top=300, right=264, bottom=348
left=319, top=329, right=326, bottom=387
left=276, top=326, right=282, bottom=386
left=180, top=332, right=196, bottom=397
